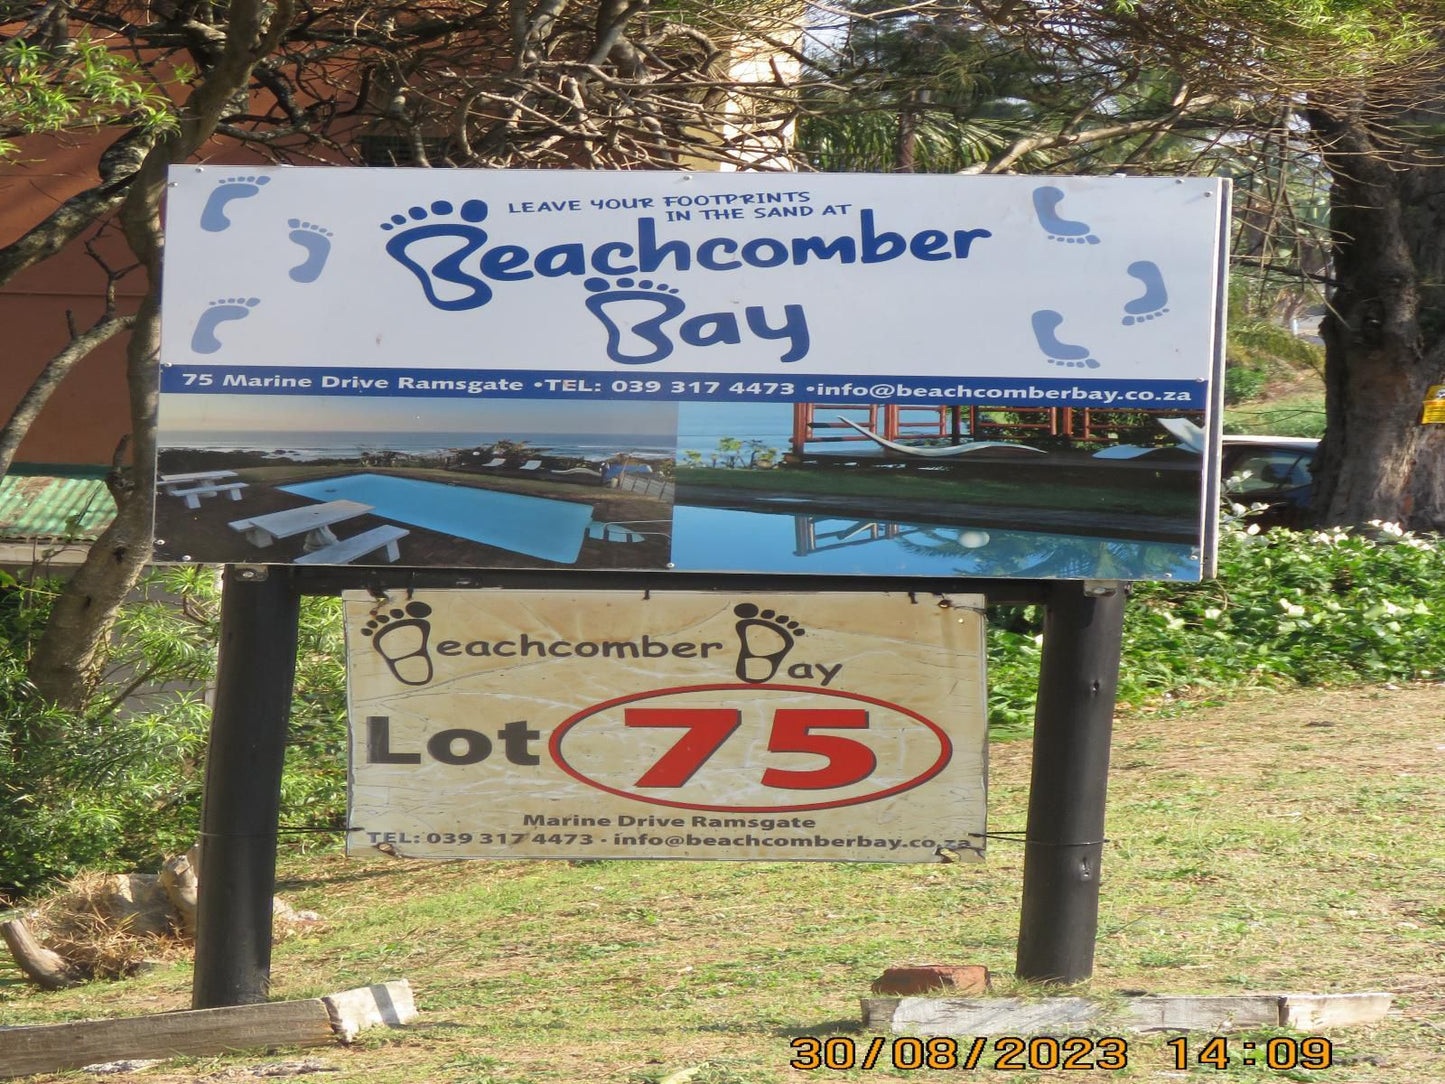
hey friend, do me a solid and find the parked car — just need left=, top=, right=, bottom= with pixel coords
left=1220, top=434, right=1319, bottom=525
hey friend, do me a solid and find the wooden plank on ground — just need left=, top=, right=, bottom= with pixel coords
left=863, top=996, right=1109, bottom=1036
left=1280, top=992, right=1393, bottom=1029
left=0, top=999, right=335, bottom=1079
left=865, top=992, right=1390, bottom=1035
left=1118, top=995, right=1281, bottom=1032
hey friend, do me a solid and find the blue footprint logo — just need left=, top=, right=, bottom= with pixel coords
left=1032, top=186, right=1100, bottom=245
left=287, top=220, right=333, bottom=283
left=1031, top=310, right=1099, bottom=369
left=583, top=277, right=686, bottom=364
left=380, top=199, right=492, bottom=311
left=1122, top=260, right=1169, bottom=325
left=200, top=176, right=271, bottom=232
left=191, top=297, right=259, bottom=354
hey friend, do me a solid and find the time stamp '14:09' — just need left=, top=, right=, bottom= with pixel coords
left=1169, top=1036, right=1333, bottom=1071
left=788, top=1034, right=1333, bottom=1072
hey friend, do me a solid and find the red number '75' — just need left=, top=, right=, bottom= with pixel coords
left=625, top=707, right=875, bottom=790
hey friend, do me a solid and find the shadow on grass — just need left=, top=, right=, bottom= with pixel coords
left=772, top=1018, right=865, bottom=1038
left=275, top=864, right=406, bottom=891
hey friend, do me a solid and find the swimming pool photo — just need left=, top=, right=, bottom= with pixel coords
left=280, top=473, right=596, bottom=564
left=668, top=505, right=1199, bottom=579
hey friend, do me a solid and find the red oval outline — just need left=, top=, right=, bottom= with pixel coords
left=549, top=682, right=953, bottom=812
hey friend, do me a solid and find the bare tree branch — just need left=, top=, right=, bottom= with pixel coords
left=0, top=311, right=134, bottom=481
left=961, top=95, right=1220, bottom=174
left=0, top=129, right=154, bottom=290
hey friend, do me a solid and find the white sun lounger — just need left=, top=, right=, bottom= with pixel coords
left=586, top=520, right=670, bottom=543
left=1092, top=445, right=1160, bottom=460
left=294, top=524, right=409, bottom=565
left=519, top=460, right=543, bottom=471
left=587, top=521, right=645, bottom=542
left=1093, top=417, right=1207, bottom=459
left=1157, top=416, right=1207, bottom=454
left=834, top=416, right=1045, bottom=457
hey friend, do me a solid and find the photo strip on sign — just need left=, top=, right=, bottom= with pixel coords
left=344, top=590, right=987, bottom=863
left=157, top=170, right=1229, bottom=580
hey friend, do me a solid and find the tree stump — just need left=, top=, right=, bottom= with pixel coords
left=0, top=918, right=82, bottom=989
left=97, top=873, right=173, bottom=937
left=159, top=849, right=199, bottom=939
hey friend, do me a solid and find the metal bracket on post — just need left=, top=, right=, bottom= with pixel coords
left=231, top=564, right=270, bottom=582
left=1081, top=579, right=1122, bottom=598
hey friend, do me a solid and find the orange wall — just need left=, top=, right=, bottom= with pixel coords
left=1, top=129, right=306, bottom=466
left=2, top=134, right=143, bottom=465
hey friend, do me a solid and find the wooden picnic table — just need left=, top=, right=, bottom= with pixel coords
left=229, top=499, right=373, bottom=551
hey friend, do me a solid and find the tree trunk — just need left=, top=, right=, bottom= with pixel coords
left=25, top=0, right=294, bottom=709
left=26, top=298, right=160, bottom=709
left=1308, top=104, right=1445, bottom=531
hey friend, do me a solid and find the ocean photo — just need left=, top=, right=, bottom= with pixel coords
left=155, top=394, right=678, bottom=571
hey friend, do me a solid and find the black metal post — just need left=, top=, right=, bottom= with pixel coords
left=192, top=567, right=300, bottom=1008
left=1015, top=580, right=1126, bottom=984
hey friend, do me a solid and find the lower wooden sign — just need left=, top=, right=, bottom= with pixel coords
left=344, top=590, right=986, bottom=862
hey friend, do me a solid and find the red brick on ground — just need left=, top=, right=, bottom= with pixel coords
left=871, top=964, right=989, bottom=996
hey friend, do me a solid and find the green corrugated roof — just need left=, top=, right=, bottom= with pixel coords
left=0, top=474, right=116, bottom=542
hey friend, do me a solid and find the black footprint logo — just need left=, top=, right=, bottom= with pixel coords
left=360, top=601, right=434, bottom=685
left=733, top=603, right=805, bottom=684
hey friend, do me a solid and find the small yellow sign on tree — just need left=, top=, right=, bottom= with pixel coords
left=1423, top=384, right=1445, bottom=424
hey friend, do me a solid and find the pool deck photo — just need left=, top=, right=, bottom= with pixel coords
left=673, top=403, right=1208, bottom=550
left=674, top=449, right=1203, bottom=544
left=153, top=458, right=674, bottom=569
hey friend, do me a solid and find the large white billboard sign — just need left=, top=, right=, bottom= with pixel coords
left=344, top=590, right=987, bottom=862
left=156, top=169, right=1228, bottom=580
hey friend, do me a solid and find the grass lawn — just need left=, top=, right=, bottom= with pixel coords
left=3, top=684, right=1442, bottom=1083
left=1224, top=392, right=1327, bottom=439
left=676, top=465, right=1198, bottom=519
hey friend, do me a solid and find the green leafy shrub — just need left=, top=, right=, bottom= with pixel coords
left=1226, top=318, right=1324, bottom=373
left=986, top=520, right=1445, bottom=729
left=1222, top=391, right=1327, bottom=437
left=0, top=569, right=345, bottom=901
left=0, top=36, right=176, bottom=158
left=1223, top=364, right=1268, bottom=404
left=1126, top=519, right=1443, bottom=690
